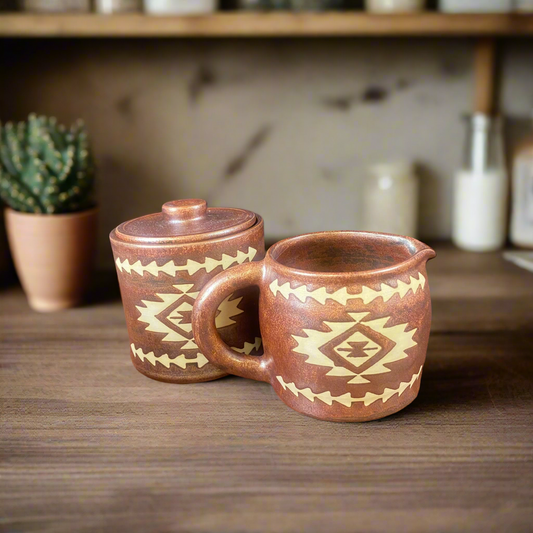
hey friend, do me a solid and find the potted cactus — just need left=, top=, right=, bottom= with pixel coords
left=0, top=114, right=97, bottom=312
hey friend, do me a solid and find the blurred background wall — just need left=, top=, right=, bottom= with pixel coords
left=1, top=37, right=532, bottom=267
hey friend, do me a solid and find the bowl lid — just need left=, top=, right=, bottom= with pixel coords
left=115, top=199, right=257, bottom=245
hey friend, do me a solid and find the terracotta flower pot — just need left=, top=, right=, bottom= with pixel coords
left=5, top=207, right=98, bottom=312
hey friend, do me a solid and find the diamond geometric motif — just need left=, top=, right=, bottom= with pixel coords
left=291, top=312, right=417, bottom=385
left=136, top=283, right=244, bottom=350
left=333, top=330, right=382, bottom=368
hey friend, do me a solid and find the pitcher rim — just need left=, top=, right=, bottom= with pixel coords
left=266, top=230, right=436, bottom=282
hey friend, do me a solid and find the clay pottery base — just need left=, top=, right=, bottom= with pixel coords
left=5, top=207, right=98, bottom=312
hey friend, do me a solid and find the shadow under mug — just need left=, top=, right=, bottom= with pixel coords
left=192, top=231, right=436, bottom=422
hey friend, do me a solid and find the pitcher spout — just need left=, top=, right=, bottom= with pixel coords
left=414, top=245, right=437, bottom=265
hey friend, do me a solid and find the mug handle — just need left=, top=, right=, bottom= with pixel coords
left=192, top=260, right=270, bottom=383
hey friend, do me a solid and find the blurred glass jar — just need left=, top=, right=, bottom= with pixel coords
left=20, top=0, right=90, bottom=10
left=365, top=0, right=425, bottom=12
left=145, top=0, right=217, bottom=13
left=95, top=0, right=142, bottom=12
left=516, top=0, right=533, bottom=12
left=440, top=0, right=512, bottom=12
left=363, top=162, right=419, bottom=238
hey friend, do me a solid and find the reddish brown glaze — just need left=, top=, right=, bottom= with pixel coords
left=110, top=199, right=264, bottom=384
left=192, top=231, right=436, bottom=421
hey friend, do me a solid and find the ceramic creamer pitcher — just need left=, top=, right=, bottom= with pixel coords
left=110, top=199, right=264, bottom=383
left=192, top=231, right=436, bottom=421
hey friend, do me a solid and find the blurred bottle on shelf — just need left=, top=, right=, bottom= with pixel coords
left=365, top=0, right=425, bottom=12
left=515, top=0, right=533, bottom=11
left=510, top=113, right=533, bottom=249
left=362, top=162, right=419, bottom=238
left=440, top=0, right=512, bottom=11
left=452, top=114, right=508, bottom=252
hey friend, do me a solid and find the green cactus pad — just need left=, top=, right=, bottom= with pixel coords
left=0, top=114, right=95, bottom=214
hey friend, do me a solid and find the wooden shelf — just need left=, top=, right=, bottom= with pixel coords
left=1, top=12, right=533, bottom=38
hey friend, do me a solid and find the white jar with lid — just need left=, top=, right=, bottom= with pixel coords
left=362, top=162, right=419, bottom=238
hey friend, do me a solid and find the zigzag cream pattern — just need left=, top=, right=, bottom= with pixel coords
left=131, top=343, right=209, bottom=369
left=116, top=247, right=257, bottom=278
left=269, top=280, right=353, bottom=305
left=357, top=275, right=426, bottom=304
left=276, top=365, right=423, bottom=408
left=232, top=337, right=262, bottom=354
left=131, top=339, right=260, bottom=369
left=216, top=295, right=244, bottom=329
left=269, top=273, right=426, bottom=306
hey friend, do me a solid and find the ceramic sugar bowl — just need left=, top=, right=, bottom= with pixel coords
left=110, top=199, right=264, bottom=383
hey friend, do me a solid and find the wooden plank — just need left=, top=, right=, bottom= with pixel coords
left=1, top=245, right=533, bottom=530
left=427, top=244, right=533, bottom=332
left=1, top=13, right=533, bottom=38
left=1, top=326, right=532, bottom=531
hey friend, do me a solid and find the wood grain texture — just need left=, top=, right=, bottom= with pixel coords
left=1, top=13, right=533, bottom=38
left=1, top=246, right=533, bottom=532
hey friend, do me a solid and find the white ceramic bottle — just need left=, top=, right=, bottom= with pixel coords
left=363, top=162, right=419, bottom=238
left=452, top=114, right=508, bottom=252
left=510, top=117, right=533, bottom=248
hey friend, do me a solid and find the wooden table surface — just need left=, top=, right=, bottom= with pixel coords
left=1, top=245, right=533, bottom=533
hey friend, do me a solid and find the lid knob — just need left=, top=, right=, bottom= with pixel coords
left=162, top=199, right=207, bottom=222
